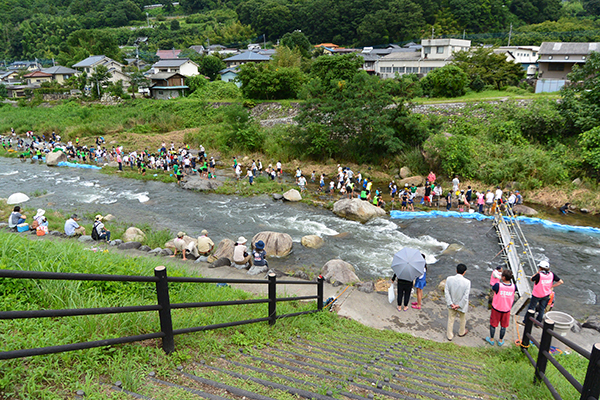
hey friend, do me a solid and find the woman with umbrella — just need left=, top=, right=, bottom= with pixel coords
left=391, top=248, right=426, bottom=312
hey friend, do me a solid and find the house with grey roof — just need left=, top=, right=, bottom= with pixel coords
left=219, top=67, right=241, bottom=87
left=376, top=39, right=470, bottom=79
left=536, top=42, right=600, bottom=92
left=41, top=66, right=77, bottom=84
left=223, top=52, right=271, bottom=68
left=72, top=55, right=130, bottom=86
left=148, top=72, right=189, bottom=99
left=151, top=58, right=199, bottom=77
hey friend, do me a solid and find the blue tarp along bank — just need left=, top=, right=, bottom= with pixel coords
left=389, top=210, right=600, bottom=235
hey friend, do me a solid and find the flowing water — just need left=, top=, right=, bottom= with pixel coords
left=1, top=158, right=598, bottom=320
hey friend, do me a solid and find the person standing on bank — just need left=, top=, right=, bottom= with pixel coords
left=445, top=263, right=471, bottom=340
left=391, top=273, right=413, bottom=312
left=486, top=269, right=515, bottom=346
left=523, top=261, right=564, bottom=324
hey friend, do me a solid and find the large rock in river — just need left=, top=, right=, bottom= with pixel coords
left=46, top=150, right=67, bottom=166
left=207, top=238, right=235, bottom=263
left=512, top=204, right=538, bottom=216
left=283, top=189, right=302, bottom=202
left=301, top=235, right=325, bottom=249
left=252, top=231, right=293, bottom=257
left=182, top=177, right=223, bottom=191
left=321, top=259, right=359, bottom=284
left=333, top=198, right=386, bottom=223
left=122, top=227, right=146, bottom=243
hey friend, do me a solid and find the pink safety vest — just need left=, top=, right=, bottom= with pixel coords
left=492, top=282, right=515, bottom=312
left=490, top=270, right=501, bottom=286
left=532, top=271, right=554, bottom=298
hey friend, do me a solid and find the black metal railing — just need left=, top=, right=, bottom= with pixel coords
left=0, top=266, right=324, bottom=359
left=521, top=309, right=600, bottom=400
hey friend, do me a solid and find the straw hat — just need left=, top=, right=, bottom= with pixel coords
left=237, top=236, right=247, bottom=245
left=95, top=214, right=103, bottom=221
left=177, top=231, right=185, bottom=238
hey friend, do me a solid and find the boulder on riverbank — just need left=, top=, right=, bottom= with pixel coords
left=399, top=176, right=425, bottom=187
left=182, top=176, right=223, bottom=191
left=252, top=231, right=293, bottom=257
left=583, top=316, right=600, bottom=333
left=301, top=235, right=324, bottom=249
left=207, top=238, right=235, bottom=263
left=46, top=151, right=67, bottom=166
left=400, top=167, right=411, bottom=179
left=122, top=227, right=146, bottom=242
left=333, top=198, right=386, bottom=223
left=164, top=235, right=197, bottom=252
left=283, top=189, right=302, bottom=202
left=321, top=259, right=359, bottom=284
left=512, top=204, right=538, bottom=216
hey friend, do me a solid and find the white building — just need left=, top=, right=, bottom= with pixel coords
left=494, top=46, right=539, bottom=76
left=151, top=59, right=199, bottom=77
left=376, top=39, right=471, bottom=79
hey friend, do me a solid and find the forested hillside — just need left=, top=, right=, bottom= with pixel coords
left=1, top=0, right=599, bottom=61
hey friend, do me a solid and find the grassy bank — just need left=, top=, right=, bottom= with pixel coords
left=0, top=229, right=589, bottom=399
left=0, top=200, right=172, bottom=249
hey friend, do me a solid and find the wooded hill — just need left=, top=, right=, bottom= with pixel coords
left=1, top=0, right=600, bottom=61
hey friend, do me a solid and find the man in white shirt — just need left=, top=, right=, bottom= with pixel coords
left=445, top=264, right=471, bottom=341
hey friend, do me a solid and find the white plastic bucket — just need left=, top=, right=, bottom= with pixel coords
left=546, top=311, right=575, bottom=337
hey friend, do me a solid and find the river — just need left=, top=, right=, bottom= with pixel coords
left=1, top=158, right=598, bottom=320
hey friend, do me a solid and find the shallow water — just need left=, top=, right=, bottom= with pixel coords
left=0, top=158, right=598, bottom=320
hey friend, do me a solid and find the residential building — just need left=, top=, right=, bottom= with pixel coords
left=41, top=66, right=77, bottom=84
left=148, top=72, right=188, bottom=99
left=189, top=45, right=205, bottom=54
left=494, top=46, right=539, bottom=76
left=223, top=52, right=271, bottom=68
left=151, top=58, right=199, bottom=77
left=536, top=42, right=600, bottom=93
left=0, top=70, right=20, bottom=84
left=23, top=70, right=53, bottom=85
left=156, top=49, right=181, bottom=59
left=376, top=38, right=471, bottom=79
left=5, top=84, right=40, bottom=98
left=219, top=67, right=241, bottom=87
left=8, top=61, right=41, bottom=71
left=72, top=55, right=130, bottom=86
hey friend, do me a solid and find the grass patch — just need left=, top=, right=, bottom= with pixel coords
left=414, top=89, right=560, bottom=104
left=0, top=228, right=589, bottom=399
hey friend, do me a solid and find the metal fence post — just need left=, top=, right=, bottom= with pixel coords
left=317, top=275, right=324, bottom=312
left=522, top=309, right=535, bottom=348
left=580, top=343, right=600, bottom=400
left=268, top=273, right=276, bottom=326
left=534, top=317, right=555, bottom=384
left=154, top=266, right=175, bottom=354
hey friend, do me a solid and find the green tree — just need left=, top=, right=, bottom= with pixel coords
left=309, top=53, right=363, bottom=84
left=295, top=71, right=426, bottom=162
left=452, top=47, right=525, bottom=90
left=0, top=84, right=7, bottom=98
left=280, top=30, right=312, bottom=58
left=579, top=126, right=600, bottom=171
left=356, top=0, right=423, bottom=46
left=560, top=51, right=600, bottom=133
left=89, top=65, right=112, bottom=99
left=186, top=74, right=209, bottom=93
left=199, top=55, right=226, bottom=81
left=236, top=62, right=305, bottom=100
left=129, top=71, right=150, bottom=97
left=170, top=19, right=180, bottom=30
left=421, top=65, right=469, bottom=97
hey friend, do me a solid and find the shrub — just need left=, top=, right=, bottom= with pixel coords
left=421, top=65, right=469, bottom=98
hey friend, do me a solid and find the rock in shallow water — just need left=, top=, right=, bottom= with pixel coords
left=333, top=198, right=386, bottom=223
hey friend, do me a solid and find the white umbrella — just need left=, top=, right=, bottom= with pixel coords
left=7, top=192, right=30, bottom=205
left=391, top=247, right=426, bottom=281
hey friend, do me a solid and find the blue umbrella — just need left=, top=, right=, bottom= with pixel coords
left=391, top=247, right=426, bottom=281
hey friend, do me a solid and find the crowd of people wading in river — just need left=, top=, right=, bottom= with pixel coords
left=3, top=131, right=533, bottom=214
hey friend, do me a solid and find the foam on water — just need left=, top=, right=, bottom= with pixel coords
left=584, top=289, right=597, bottom=305
left=80, top=181, right=95, bottom=187
left=0, top=170, right=18, bottom=176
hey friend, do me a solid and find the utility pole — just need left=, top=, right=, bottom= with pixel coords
left=463, top=30, right=466, bottom=40
left=263, top=33, right=266, bottom=49
left=146, top=12, right=150, bottom=28
left=508, top=23, right=513, bottom=46
left=431, top=27, right=434, bottom=40
left=136, top=46, right=139, bottom=72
